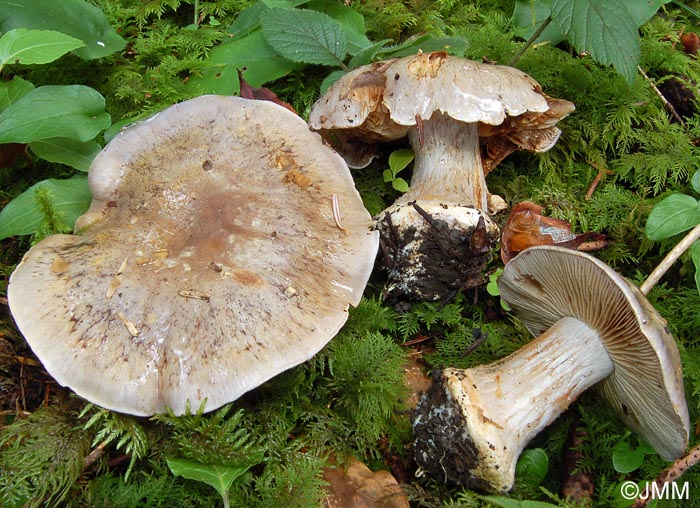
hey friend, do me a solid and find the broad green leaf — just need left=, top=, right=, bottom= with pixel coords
left=348, top=38, right=392, bottom=68
left=626, top=0, right=672, bottom=27
left=512, top=0, right=566, bottom=44
left=307, top=0, right=372, bottom=54
left=166, top=458, right=250, bottom=499
left=0, top=76, right=34, bottom=111
left=382, top=169, right=393, bottom=183
left=0, top=175, right=91, bottom=239
left=380, top=35, right=469, bottom=59
left=692, top=170, right=700, bottom=195
left=481, top=496, right=560, bottom=508
left=612, top=440, right=645, bottom=473
left=691, top=240, right=700, bottom=295
left=388, top=148, right=415, bottom=174
left=0, top=29, right=85, bottom=69
left=261, top=7, right=347, bottom=66
left=0, top=0, right=125, bottom=60
left=392, top=177, right=409, bottom=193
left=645, top=194, right=700, bottom=241
left=0, top=85, right=111, bottom=144
left=188, top=29, right=300, bottom=95
left=29, top=138, right=101, bottom=172
left=319, top=68, right=348, bottom=95
left=515, top=448, right=549, bottom=484
left=551, top=0, right=639, bottom=84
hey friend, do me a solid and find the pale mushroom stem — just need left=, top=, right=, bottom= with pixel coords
left=397, top=111, right=488, bottom=211
left=414, top=316, right=614, bottom=492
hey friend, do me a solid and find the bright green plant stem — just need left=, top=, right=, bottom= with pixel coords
left=640, top=223, right=700, bottom=295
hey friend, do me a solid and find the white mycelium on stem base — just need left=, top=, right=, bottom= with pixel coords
left=414, top=316, right=613, bottom=493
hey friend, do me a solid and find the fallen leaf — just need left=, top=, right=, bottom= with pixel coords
left=500, top=201, right=606, bottom=264
left=237, top=69, right=297, bottom=114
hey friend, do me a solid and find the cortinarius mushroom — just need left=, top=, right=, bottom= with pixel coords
left=8, top=95, right=379, bottom=416
left=309, top=51, right=574, bottom=300
left=413, top=246, right=689, bottom=492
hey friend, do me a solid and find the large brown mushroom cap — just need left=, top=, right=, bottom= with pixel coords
left=8, top=95, right=379, bottom=416
left=498, top=246, right=689, bottom=460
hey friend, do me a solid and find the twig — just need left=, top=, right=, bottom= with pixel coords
left=639, top=223, right=700, bottom=295
left=632, top=443, right=700, bottom=507
left=508, top=15, right=552, bottom=67
left=637, top=65, right=685, bottom=126
left=84, top=441, right=108, bottom=469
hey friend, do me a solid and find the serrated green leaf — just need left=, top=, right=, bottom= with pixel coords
left=188, top=28, right=300, bottom=95
left=691, top=170, right=700, bottom=195
left=166, top=458, right=250, bottom=499
left=645, top=194, right=700, bottom=240
left=0, top=0, right=125, bottom=60
left=551, top=0, right=639, bottom=84
left=29, top=137, right=101, bottom=172
left=0, top=85, right=111, bottom=144
left=0, top=29, right=85, bottom=70
left=0, top=76, right=34, bottom=111
left=348, top=38, right=392, bottom=68
left=307, top=0, right=372, bottom=54
left=388, top=148, right=415, bottom=173
left=0, top=175, right=91, bottom=239
left=261, top=7, right=347, bottom=66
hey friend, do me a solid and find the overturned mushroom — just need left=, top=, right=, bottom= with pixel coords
left=8, top=96, right=379, bottom=416
left=309, top=52, right=574, bottom=300
left=413, top=246, right=689, bottom=492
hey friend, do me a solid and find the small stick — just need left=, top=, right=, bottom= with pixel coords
left=632, top=443, right=700, bottom=507
left=638, top=65, right=685, bottom=126
left=639, top=223, right=700, bottom=295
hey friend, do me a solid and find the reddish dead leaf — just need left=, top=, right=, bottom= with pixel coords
left=682, top=32, right=700, bottom=55
left=237, top=69, right=297, bottom=115
left=323, top=454, right=409, bottom=508
left=500, top=201, right=606, bottom=264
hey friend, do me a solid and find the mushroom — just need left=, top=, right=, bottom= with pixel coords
left=7, top=95, right=379, bottom=416
left=309, top=51, right=574, bottom=300
left=412, top=246, right=689, bottom=492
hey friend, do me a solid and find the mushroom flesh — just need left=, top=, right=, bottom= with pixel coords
left=412, top=246, right=689, bottom=492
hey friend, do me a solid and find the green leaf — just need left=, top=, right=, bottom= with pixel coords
left=348, top=38, right=392, bottom=68
left=261, top=7, right=347, bottom=66
left=388, top=148, right=415, bottom=173
left=626, top=0, right=672, bottom=27
left=512, top=0, right=566, bottom=44
left=319, top=68, right=348, bottom=95
left=188, top=28, right=300, bottom=95
left=166, top=458, right=250, bottom=500
left=691, top=170, right=700, bottom=195
left=0, top=175, right=91, bottom=239
left=645, top=194, right=700, bottom=241
left=307, top=0, right=372, bottom=54
left=0, top=85, right=111, bottom=144
left=0, top=29, right=84, bottom=69
left=0, top=0, right=125, bottom=60
left=29, top=138, right=101, bottom=172
left=381, top=35, right=469, bottom=59
left=612, top=440, right=645, bottom=473
left=551, top=0, right=639, bottom=84
left=691, top=241, right=700, bottom=296
left=392, top=178, right=409, bottom=193
left=0, top=76, right=35, bottom=111
left=515, top=448, right=549, bottom=484
left=481, top=496, right=561, bottom=508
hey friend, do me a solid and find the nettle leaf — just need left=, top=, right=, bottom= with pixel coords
left=0, top=76, right=35, bottom=111
left=0, top=0, right=125, bottom=60
left=645, top=194, right=700, bottom=241
left=261, top=7, right=347, bottom=66
left=307, top=0, right=372, bottom=54
left=29, top=138, right=101, bottom=172
left=166, top=458, right=250, bottom=500
left=189, top=28, right=300, bottom=95
left=0, top=175, right=91, bottom=239
left=551, top=0, right=639, bottom=84
left=0, top=85, right=111, bottom=144
left=0, top=29, right=85, bottom=69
